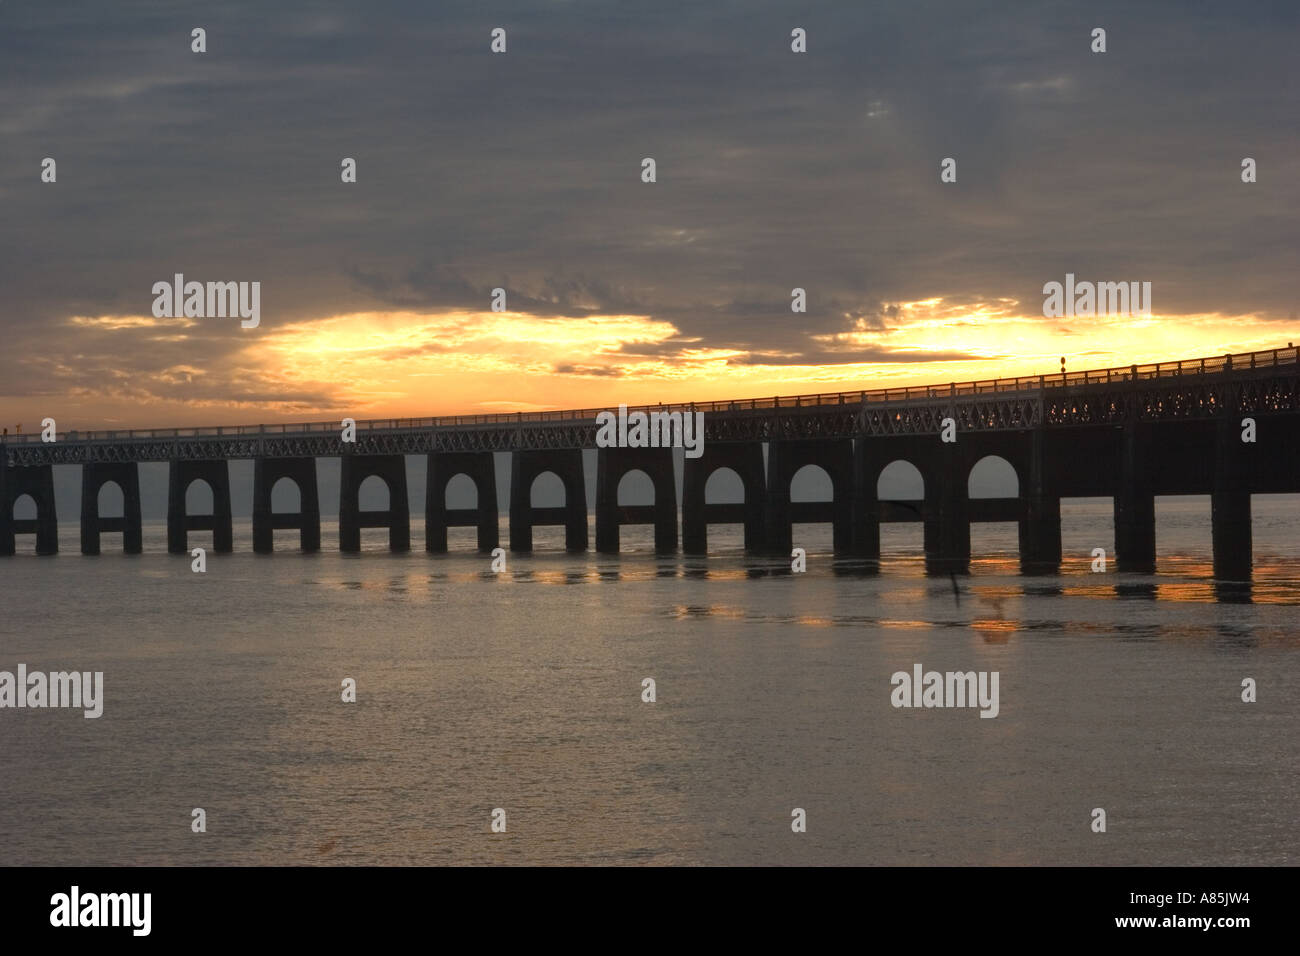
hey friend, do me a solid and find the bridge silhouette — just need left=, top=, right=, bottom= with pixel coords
left=3, top=346, right=1297, bottom=580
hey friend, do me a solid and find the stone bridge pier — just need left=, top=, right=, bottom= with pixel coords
left=168, top=459, right=233, bottom=554
left=81, top=461, right=143, bottom=555
left=0, top=463, right=59, bottom=555
left=1212, top=397, right=1253, bottom=581
left=595, top=447, right=677, bottom=554
left=682, top=442, right=766, bottom=554
left=509, top=449, right=587, bottom=552
left=339, top=454, right=410, bottom=552
left=1018, top=428, right=1062, bottom=575
left=851, top=439, right=882, bottom=563
left=1114, top=423, right=1157, bottom=573
left=426, top=451, right=499, bottom=553
left=765, top=438, right=854, bottom=555
left=252, top=457, right=321, bottom=553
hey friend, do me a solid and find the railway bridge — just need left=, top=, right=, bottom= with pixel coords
left=3, top=346, right=1297, bottom=580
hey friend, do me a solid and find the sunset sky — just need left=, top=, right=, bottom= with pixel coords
left=2, top=0, right=1296, bottom=430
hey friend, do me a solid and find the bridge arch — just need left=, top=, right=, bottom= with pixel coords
left=968, top=455, right=1019, bottom=498
left=6, top=494, right=40, bottom=553
left=444, top=472, right=479, bottom=509
left=97, top=480, right=125, bottom=517
left=704, top=466, right=745, bottom=504
left=185, top=478, right=214, bottom=514
left=530, top=470, right=567, bottom=508
left=616, top=468, right=656, bottom=506
left=870, top=459, right=927, bottom=564
left=790, top=463, right=834, bottom=502
left=358, top=473, right=391, bottom=510
left=270, top=475, right=302, bottom=512
left=877, top=459, right=925, bottom=501
left=698, top=460, right=763, bottom=505
left=965, top=454, right=1021, bottom=565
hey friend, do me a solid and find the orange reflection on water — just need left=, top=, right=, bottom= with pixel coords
left=966, top=585, right=1020, bottom=643
left=795, top=615, right=835, bottom=628
left=1059, top=584, right=1118, bottom=598
left=972, top=619, right=1017, bottom=644
left=875, top=587, right=932, bottom=601
left=513, top=568, right=602, bottom=586
left=671, top=604, right=748, bottom=621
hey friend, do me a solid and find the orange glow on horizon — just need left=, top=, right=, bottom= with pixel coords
left=29, top=300, right=1300, bottom=429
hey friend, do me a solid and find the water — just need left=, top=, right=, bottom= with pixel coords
left=1, top=497, right=1297, bottom=865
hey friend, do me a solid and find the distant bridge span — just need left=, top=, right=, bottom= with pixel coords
left=3, top=346, right=1298, bottom=580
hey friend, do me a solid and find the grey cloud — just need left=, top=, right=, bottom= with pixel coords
left=1, top=0, right=1297, bottom=409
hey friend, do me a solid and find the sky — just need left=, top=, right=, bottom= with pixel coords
left=1, top=0, right=1297, bottom=431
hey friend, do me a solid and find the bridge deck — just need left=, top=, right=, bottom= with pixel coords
left=3, top=345, right=1297, bottom=465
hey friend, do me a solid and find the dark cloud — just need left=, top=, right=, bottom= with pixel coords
left=552, top=364, right=623, bottom=377
left=1, top=0, right=1297, bottom=411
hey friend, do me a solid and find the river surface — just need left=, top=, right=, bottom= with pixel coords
left=1, top=496, right=1297, bottom=865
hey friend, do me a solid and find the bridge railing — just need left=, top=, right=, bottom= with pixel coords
left=4, top=345, right=1295, bottom=444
